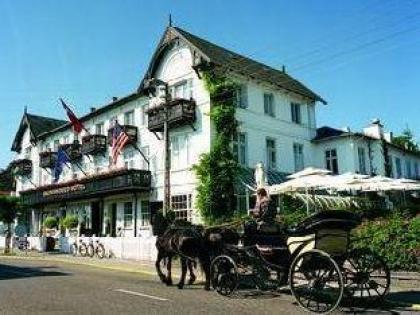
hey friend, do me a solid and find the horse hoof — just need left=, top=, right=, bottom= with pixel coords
left=204, top=285, right=211, bottom=291
left=177, top=284, right=184, bottom=289
left=166, top=280, right=173, bottom=286
left=188, top=277, right=196, bottom=285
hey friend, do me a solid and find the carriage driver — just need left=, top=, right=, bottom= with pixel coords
left=251, top=187, right=277, bottom=224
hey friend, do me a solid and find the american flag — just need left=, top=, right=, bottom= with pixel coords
left=112, top=122, right=129, bottom=164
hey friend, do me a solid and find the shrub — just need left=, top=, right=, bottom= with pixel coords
left=43, top=216, right=58, bottom=229
left=351, top=215, right=420, bottom=271
left=61, top=215, right=79, bottom=230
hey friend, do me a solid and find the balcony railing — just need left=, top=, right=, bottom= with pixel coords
left=60, top=141, right=82, bottom=161
left=147, top=98, right=196, bottom=132
left=20, top=168, right=151, bottom=206
left=12, top=159, right=32, bottom=176
left=39, top=151, right=57, bottom=169
left=81, top=135, right=107, bottom=155
left=107, top=125, right=138, bottom=146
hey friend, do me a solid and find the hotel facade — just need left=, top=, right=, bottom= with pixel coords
left=9, top=26, right=420, bottom=246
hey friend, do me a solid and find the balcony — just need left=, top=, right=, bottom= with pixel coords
left=12, top=159, right=32, bottom=176
left=107, top=125, right=138, bottom=146
left=147, top=98, right=196, bottom=132
left=39, top=151, right=57, bottom=169
left=60, top=141, right=82, bottom=161
left=81, top=135, right=107, bottom=155
left=20, top=168, right=151, bottom=206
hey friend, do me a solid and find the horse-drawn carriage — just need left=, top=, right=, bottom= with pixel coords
left=210, top=211, right=390, bottom=314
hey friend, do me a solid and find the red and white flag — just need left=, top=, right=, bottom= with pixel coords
left=60, top=98, right=85, bottom=134
left=112, top=122, right=129, bottom=164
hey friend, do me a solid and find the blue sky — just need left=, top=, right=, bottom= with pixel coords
left=1, top=0, right=420, bottom=168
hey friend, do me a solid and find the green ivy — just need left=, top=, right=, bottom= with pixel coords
left=193, top=70, right=240, bottom=225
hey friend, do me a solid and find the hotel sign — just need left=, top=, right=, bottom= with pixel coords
left=20, top=169, right=151, bottom=206
left=42, top=184, right=86, bottom=197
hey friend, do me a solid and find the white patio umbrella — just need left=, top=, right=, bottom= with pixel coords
left=287, top=167, right=331, bottom=179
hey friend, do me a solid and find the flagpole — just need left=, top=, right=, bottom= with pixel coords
left=132, top=143, right=150, bottom=170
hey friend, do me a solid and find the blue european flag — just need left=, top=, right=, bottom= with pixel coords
left=53, top=148, right=70, bottom=183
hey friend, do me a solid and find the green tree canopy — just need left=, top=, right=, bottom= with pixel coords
left=392, top=127, right=419, bottom=153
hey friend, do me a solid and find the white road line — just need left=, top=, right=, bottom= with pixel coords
left=113, top=289, right=171, bottom=302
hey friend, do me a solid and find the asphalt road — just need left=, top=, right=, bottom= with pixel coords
left=0, top=258, right=416, bottom=315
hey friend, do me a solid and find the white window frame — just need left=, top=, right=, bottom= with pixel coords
left=140, top=200, right=150, bottom=227
left=325, top=148, right=339, bottom=174
left=293, top=143, right=304, bottom=172
left=124, top=110, right=135, bottom=125
left=95, top=122, right=104, bottom=135
left=263, top=93, right=275, bottom=117
left=358, top=147, right=367, bottom=175
left=266, top=138, right=277, bottom=170
left=235, top=85, right=248, bottom=109
left=123, top=202, right=133, bottom=228
left=291, top=102, right=302, bottom=124
left=171, top=194, right=193, bottom=221
left=233, top=132, right=248, bottom=166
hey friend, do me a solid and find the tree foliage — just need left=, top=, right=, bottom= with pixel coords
left=192, top=71, right=240, bottom=224
left=0, top=196, right=20, bottom=224
left=392, top=127, right=419, bottom=153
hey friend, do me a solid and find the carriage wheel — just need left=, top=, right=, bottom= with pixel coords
left=290, top=249, right=344, bottom=314
left=343, top=248, right=390, bottom=300
left=210, top=255, right=239, bottom=297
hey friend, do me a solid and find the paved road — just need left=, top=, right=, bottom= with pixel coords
left=0, top=258, right=416, bottom=315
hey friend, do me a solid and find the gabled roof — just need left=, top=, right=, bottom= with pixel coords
left=312, top=126, right=347, bottom=141
left=139, top=26, right=326, bottom=104
left=11, top=113, right=67, bottom=152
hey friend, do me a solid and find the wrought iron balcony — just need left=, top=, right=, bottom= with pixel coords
left=39, top=151, right=57, bottom=169
left=81, top=135, right=107, bottom=155
left=12, top=159, right=32, bottom=176
left=107, top=125, right=138, bottom=146
left=20, top=168, right=151, bottom=206
left=59, top=141, right=82, bottom=161
left=147, top=98, right=196, bottom=132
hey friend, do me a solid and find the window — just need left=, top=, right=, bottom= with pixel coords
left=24, top=147, right=32, bottom=159
left=293, top=143, right=304, bottom=172
left=123, top=149, right=135, bottom=169
left=395, top=157, right=402, bottom=178
left=171, top=79, right=193, bottom=99
left=358, top=147, right=367, bottom=174
left=140, top=200, right=150, bottom=227
left=325, top=149, right=339, bottom=174
left=415, top=162, right=419, bottom=179
left=53, top=140, right=60, bottom=152
left=291, top=103, right=302, bottom=124
left=124, top=110, right=135, bottom=125
left=266, top=138, right=277, bottom=170
left=263, top=93, right=275, bottom=117
left=141, top=104, right=149, bottom=126
left=171, top=194, right=193, bottom=221
left=123, top=202, right=133, bottom=228
left=171, top=135, right=189, bottom=169
left=406, top=160, right=412, bottom=178
left=63, top=135, right=70, bottom=144
left=235, top=85, right=248, bottom=109
left=233, top=132, right=248, bottom=166
left=109, top=116, right=118, bottom=127
left=95, top=123, right=104, bottom=135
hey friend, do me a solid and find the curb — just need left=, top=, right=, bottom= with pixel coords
left=0, top=255, right=158, bottom=277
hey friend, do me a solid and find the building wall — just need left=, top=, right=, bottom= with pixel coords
left=235, top=79, right=318, bottom=173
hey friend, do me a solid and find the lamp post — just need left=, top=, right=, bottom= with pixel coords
left=144, top=78, right=171, bottom=216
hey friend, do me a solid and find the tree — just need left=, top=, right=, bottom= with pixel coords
left=0, top=196, right=22, bottom=253
left=392, top=127, right=419, bottom=153
left=0, top=163, right=14, bottom=191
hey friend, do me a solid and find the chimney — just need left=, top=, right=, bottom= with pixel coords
left=363, top=118, right=384, bottom=139
left=384, top=131, right=393, bottom=143
left=112, top=96, right=118, bottom=102
left=90, top=107, right=96, bottom=113
left=282, top=65, right=286, bottom=73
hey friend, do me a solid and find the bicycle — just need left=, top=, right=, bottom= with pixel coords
left=70, top=238, right=88, bottom=257
left=86, top=238, right=106, bottom=259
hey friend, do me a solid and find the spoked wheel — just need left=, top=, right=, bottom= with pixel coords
left=290, top=249, right=344, bottom=314
left=96, top=243, right=105, bottom=259
left=70, top=243, right=78, bottom=256
left=210, top=255, right=239, bottom=296
left=87, top=244, right=95, bottom=258
left=343, top=248, right=390, bottom=300
left=79, top=243, right=88, bottom=257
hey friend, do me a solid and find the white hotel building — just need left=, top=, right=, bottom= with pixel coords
left=10, top=26, right=420, bottom=241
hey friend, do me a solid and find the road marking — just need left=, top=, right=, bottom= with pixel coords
left=114, top=289, right=170, bottom=302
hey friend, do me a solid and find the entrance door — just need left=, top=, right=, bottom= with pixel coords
left=91, top=202, right=101, bottom=236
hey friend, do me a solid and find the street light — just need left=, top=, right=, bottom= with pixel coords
left=144, top=78, right=171, bottom=216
